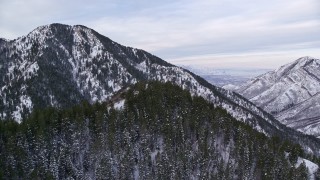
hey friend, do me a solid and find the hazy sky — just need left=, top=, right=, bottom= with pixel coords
left=0, top=0, right=319, bottom=69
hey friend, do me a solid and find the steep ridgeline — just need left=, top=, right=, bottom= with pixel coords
left=229, top=57, right=320, bottom=138
left=0, top=82, right=318, bottom=179
left=0, top=24, right=320, bottom=155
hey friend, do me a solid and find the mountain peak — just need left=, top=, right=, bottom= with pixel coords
left=34, top=23, right=93, bottom=32
left=32, top=23, right=84, bottom=31
left=298, top=56, right=317, bottom=60
left=275, top=56, right=319, bottom=78
left=25, top=23, right=96, bottom=40
left=294, top=56, right=318, bottom=67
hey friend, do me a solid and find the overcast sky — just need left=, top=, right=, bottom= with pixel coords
left=0, top=0, right=319, bottom=69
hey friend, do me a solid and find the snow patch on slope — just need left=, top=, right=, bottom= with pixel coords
left=12, top=95, right=33, bottom=123
left=114, top=99, right=125, bottom=110
left=296, top=157, right=319, bottom=180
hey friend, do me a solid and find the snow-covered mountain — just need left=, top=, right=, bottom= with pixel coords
left=229, top=56, right=320, bottom=137
left=1, top=24, right=320, bottom=155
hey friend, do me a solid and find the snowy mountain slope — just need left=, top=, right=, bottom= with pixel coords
left=230, top=56, right=320, bottom=137
left=278, top=93, right=320, bottom=138
left=1, top=24, right=320, bottom=155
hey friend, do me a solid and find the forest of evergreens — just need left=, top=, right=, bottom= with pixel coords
left=0, top=82, right=318, bottom=179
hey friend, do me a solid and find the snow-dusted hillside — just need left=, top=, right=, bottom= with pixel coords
left=229, top=56, right=320, bottom=137
left=1, top=24, right=320, bottom=155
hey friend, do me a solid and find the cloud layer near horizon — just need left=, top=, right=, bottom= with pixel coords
left=1, top=0, right=319, bottom=68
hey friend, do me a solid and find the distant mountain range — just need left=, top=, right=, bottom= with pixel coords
left=227, top=56, right=320, bottom=138
left=180, top=65, right=270, bottom=87
left=0, top=23, right=319, bottom=179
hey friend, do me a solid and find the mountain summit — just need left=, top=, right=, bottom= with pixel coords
left=0, top=23, right=170, bottom=121
left=230, top=56, right=320, bottom=137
